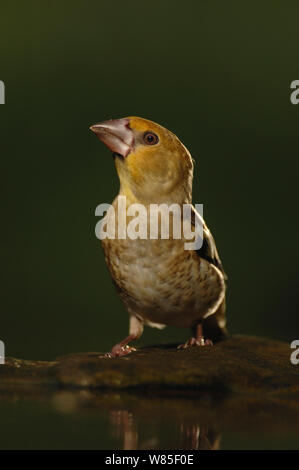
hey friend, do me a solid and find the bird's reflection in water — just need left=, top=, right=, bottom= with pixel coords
left=109, top=410, right=139, bottom=450
left=179, top=424, right=221, bottom=450
left=52, top=390, right=221, bottom=450
left=108, top=409, right=220, bottom=450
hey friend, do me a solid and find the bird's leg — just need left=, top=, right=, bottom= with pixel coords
left=177, top=323, right=213, bottom=350
left=106, top=316, right=144, bottom=358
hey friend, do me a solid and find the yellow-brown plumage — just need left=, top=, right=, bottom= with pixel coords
left=90, top=117, right=227, bottom=357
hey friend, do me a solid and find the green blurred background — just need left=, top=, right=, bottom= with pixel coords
left=1, top=1, right=299, bottom=360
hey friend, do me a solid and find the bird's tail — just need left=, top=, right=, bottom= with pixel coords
left=203, top=299, right=227, bottom=343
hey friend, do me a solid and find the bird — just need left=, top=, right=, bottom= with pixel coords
left=90, top=117, right=227, bottom=357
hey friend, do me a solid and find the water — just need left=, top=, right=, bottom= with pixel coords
left=0, top=388, right=298, bottom=450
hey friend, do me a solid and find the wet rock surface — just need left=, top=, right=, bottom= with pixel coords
left=54, top=336, right=299, bottom=395
left=1, top=336, right=298, bottom=396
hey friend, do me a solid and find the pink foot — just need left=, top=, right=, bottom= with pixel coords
left=105, top=344, right=137, bottom=358
left=177, top=336, right=213, bottom=350
left=103, top=333, right=138, bottom=358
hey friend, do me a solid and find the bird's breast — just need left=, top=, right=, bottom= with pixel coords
left=101, top=233, right=224, bottom=329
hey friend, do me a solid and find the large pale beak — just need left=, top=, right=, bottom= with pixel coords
left=90, top=118, right=133, bottom=158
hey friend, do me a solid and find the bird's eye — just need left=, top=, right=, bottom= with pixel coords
left=143, top=132, right=159, bottom=145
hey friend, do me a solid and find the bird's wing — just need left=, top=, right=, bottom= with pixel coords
left=191, top=205, right=227, bottom=281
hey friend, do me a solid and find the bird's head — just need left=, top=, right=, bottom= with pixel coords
left=90, top=116, right=194, bottom=204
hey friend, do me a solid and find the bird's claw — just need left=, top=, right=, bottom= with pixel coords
left=104, top=345, right=137, bottom=358
left=177, top=336, right=213, bottom=350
